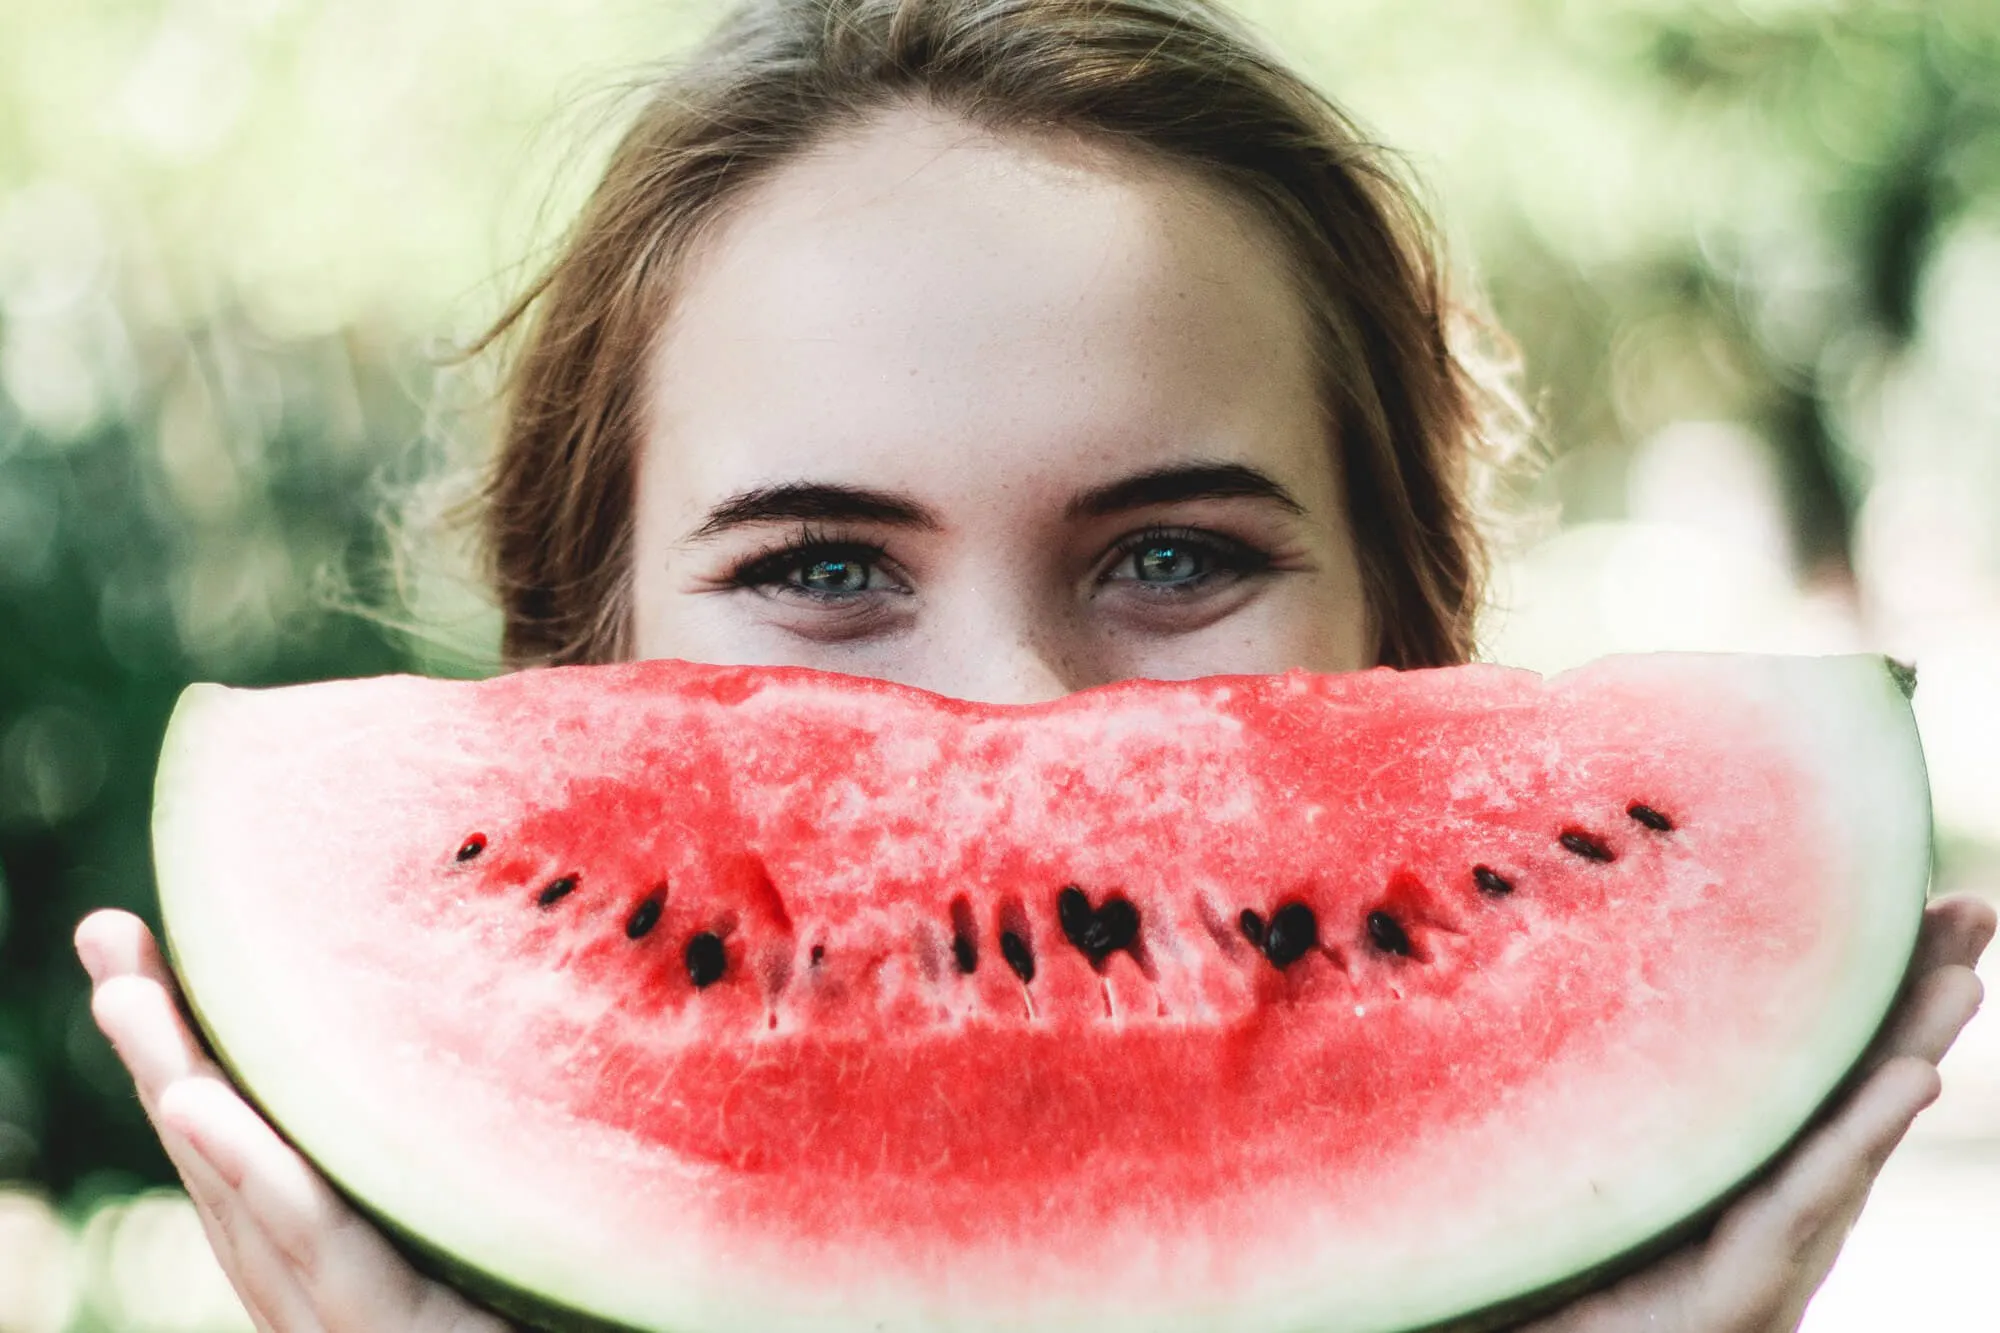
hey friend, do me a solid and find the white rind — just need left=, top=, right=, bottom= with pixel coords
left=151, top=654, right=1932, bottom=1333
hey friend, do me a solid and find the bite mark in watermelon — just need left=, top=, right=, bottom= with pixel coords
left=151, top=654, right=1930, bottom=1332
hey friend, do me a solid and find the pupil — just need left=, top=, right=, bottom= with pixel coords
left=1137, top=544, right=1197, bottom=583
left=802, top=558, right=866, bottom=593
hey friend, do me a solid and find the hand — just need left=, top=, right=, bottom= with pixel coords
left=1520, top=893, right=1995, bottom=1333
left=76, top=909, right=512, bottom=1333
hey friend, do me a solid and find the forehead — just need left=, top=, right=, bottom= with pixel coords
left=642, top=103, right=1331, bottom=523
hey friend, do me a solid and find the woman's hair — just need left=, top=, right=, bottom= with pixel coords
left=476, top=0, right=1522, bottom=670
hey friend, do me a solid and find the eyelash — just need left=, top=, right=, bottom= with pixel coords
left=1101, top=525, right=1272, bottom=593
left=726, top=525, right=898, bottom=601
left=722, top=524, right=1273, bottom=601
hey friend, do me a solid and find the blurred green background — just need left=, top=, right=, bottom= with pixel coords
left=2, top=0, right=1998, bottom=1327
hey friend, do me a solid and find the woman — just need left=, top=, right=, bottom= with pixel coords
left=77, top=0, right=1992, bottom=1328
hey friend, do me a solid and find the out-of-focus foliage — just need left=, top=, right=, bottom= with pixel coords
left=0, top=0, right=720, bottom=1223
left=1, top=0, right=1997, bottom=1327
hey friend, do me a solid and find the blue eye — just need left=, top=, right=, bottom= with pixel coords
left=729, top=534, right=898, bottom=602
left=1132, top=542, right=1203, bottom=585
left=798, top=557, right=871, bottom=594
left=1106, top=528, right=1268, bottom=594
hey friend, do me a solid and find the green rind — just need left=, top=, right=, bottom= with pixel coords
left=1886, top=657, right=1919, bottom=700
left=150, top=654, right=1933, bottom=1333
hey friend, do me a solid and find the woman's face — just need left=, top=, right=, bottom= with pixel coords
left=632, top=104, right=1370, bottom=703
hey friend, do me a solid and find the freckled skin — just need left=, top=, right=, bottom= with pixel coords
left=631, top=103, right=1372, bottom=701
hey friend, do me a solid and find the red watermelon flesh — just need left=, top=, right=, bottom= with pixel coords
left=151, top=654, right=1929, bottom=1332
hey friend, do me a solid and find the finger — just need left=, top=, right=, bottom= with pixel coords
left=408, top=1287, right=519, bottom=1333
left=1871, top=963, right=1984, bottom=1067
left=76, top=909, right=217, bottom=1051
left=89, top=973, right=225, bottom=1115
left=156, top=1117, right=313, bottom=1333
left=167, top=1101, right=508, bottom=1333
left=220, top=1213, right=332, bottom=1333
left=191, top=1198, right=284, bottom=1333
left=75, top=908, right=159, bottom=984
left=1697, top=1055, right=1939, bottom=1328
left=78, top=914, right=328, bottom=1332
left=190, top=1174, right=330, bottom=1333
left=76, top=909, right=195, bottom=1011
left=79, top=909, right=224, bottom=1113
left=162, top=1077, right=459, bottom=1332
left=166, top=1133, right=251, bottom=1290
left=1511, top=1241, right=1704, bottom=1332
left=197, top=1198, right=328, bottom=1333
left=1908, top=896, right=1996, bottom=976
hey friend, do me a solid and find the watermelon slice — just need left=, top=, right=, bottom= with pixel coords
left=151, top=654, right=1930, bottom=1333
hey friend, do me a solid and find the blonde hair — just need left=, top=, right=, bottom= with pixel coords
left=475, top=0, right=1523, bottom=669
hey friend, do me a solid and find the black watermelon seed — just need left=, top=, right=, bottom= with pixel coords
left=455, top=834, right=485, bottom=862
left=625, top=895, right=664, bottom=940
left=1000, top=930, right=1036, bottom=984
left=536, top=876, right=578, bottom=908
left=1058, top=886, right=1139, bottom=964
left=1057, top=886, right=1093, bottom=939
left=810, top=944, right=826, bottom=966
left=1095, top=898, right=1140, bottom=954
left=1262, top=902, right=1319, bottom=969
left=1559, top=830, right=1615, bottom=863
left=1472, top=865, right=1514, bottom=897
left=948, top=896, right=978, bottom=974
left=1238, top=909, right=1267, bottom=948
left=1627, top=803, right=1674, bottom=832
left=1367, top=910, right=1413, bottom=958
left=686, top=932, right=727, bottom=988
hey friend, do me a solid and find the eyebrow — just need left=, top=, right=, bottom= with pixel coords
left=1065, top=462, right=1307, bottom=519
left=686, top=483, right=943, bottom=540
left=684, top=461, right=1305, bottom=542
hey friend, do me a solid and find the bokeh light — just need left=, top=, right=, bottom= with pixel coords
left=0, top=1190, right=78, bottom=1333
